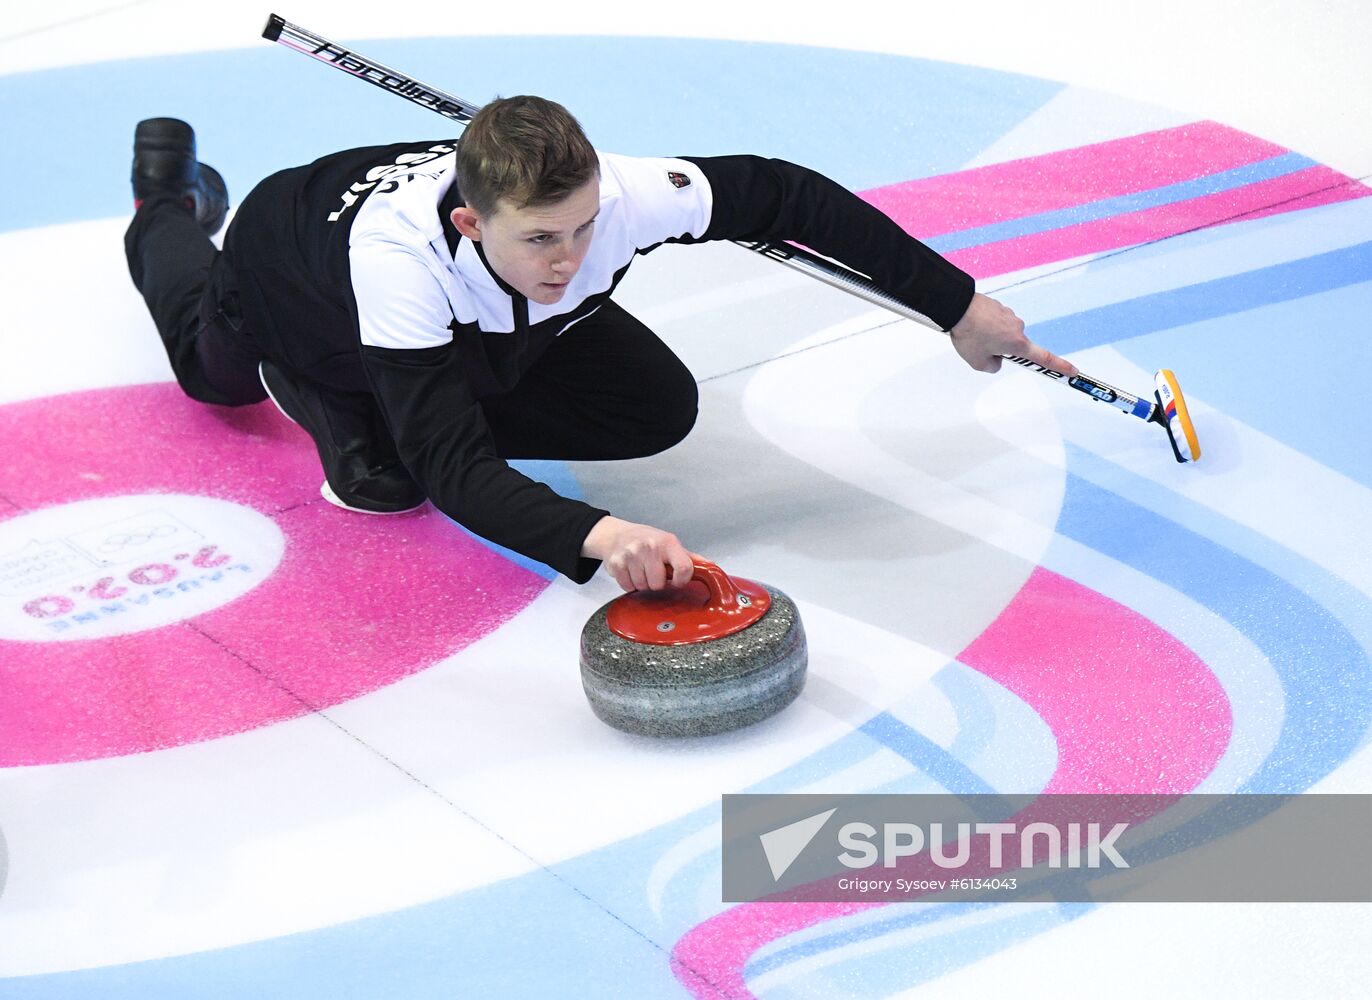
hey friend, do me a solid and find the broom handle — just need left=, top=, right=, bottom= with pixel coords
left=261, top=13, right=1160, bottom=424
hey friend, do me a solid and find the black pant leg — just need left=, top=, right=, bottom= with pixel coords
left=481, top=300, right=699, bottom=461
left=124, top=195, right=266, bottom=406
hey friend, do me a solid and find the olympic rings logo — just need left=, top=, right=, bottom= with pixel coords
left=93, top=523, right=179, bottom=554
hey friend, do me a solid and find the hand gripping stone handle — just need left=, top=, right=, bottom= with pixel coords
left=607, top=560, right=772, bottom=644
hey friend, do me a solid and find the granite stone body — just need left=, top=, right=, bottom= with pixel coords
left=579, top=585, right=808, bottom=737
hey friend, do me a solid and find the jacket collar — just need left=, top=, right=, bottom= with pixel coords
left=438, top=177, right=466, bottom=258
left=440, top=180, right=529, bottom=330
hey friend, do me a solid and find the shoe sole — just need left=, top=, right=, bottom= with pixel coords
left=320, top=480, right=425, bottom=516
left=258, top=362, right=300, bottom=427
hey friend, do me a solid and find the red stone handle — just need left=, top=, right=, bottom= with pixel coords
left=685, top=558, right=743, bottom=609
left=608, top=558, right=773, bottom=645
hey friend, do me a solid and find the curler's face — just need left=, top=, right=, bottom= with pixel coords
left=450, top=177, right=600, bottom=306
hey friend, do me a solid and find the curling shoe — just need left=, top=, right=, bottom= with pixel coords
left=259, top=360, right=427, bottom=515
left=131, top=117, right=229, bottom=236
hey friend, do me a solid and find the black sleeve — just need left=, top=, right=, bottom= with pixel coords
left=681, top=155, right=975, bottom=331
left=362, top=343, right=608, bottom=583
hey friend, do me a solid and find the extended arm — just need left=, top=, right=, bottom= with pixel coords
left=683, top=155, right=1075, bottom=375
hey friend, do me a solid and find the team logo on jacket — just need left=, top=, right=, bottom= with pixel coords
left=667, top=171, right=692, bottom=189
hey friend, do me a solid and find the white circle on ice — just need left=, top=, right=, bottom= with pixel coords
left=0, top=494, right=285, bottom=642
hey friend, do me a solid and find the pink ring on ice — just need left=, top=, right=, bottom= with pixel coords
left=0, top=383, right=550, bottom=766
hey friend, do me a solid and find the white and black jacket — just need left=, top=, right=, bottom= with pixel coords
left=218, top=142, right=975, bottom=581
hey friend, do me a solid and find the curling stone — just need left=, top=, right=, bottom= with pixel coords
left=579, top=559, right=807, bottom=737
